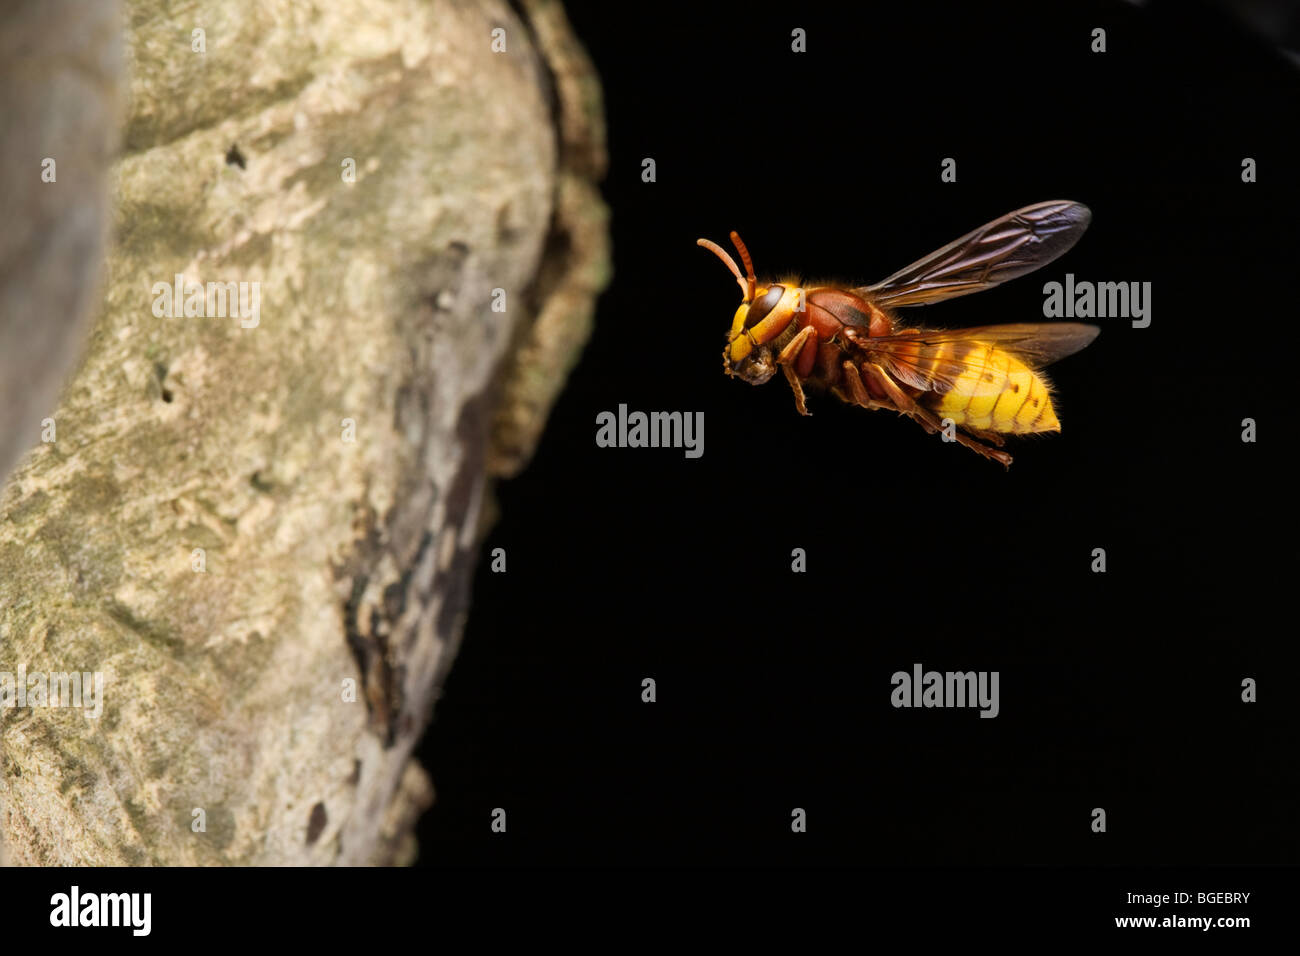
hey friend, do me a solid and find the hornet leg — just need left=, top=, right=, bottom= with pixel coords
left=781, top=365, right=809, bottom=416
left=777, top=326, right=818, bottom=417
left=838, top=361, right=894, bottom=415
left=862, top=362, right=1013, bottom=468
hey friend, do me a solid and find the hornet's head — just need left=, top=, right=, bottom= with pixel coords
left=697, top=231, right=798, bottom=386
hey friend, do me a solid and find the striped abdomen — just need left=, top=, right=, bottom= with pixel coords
left=925, top=345, right=1059, bottom=434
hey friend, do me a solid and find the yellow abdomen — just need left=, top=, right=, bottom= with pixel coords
left=929, top=345, right=1059, bottom=433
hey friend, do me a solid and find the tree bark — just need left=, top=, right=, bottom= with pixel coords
left=0, top=0, right=608, bottom=865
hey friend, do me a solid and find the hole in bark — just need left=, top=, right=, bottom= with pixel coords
left=306, top=801, right=328, bottom=845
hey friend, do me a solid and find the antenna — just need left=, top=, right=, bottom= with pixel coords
left=696, top=237, right=752, bottom=302
left=729, top=231, right=757, bottom=302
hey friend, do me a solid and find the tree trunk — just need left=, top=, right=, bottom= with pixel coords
left=0, top=0, right=608, bottom=865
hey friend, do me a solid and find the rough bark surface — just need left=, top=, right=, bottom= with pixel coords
left=0, top=0, right=608, bottom=865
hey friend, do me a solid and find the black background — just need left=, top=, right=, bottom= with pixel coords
left=418, top=0, right=1299, bottom=865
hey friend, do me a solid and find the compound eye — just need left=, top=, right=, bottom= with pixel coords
left=743, top=285, right=784, bottom=329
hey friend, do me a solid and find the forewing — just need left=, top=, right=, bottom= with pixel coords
left=862, top=323, right=1099, bottom=392
left=861, top=201, right=1091, bottom=308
